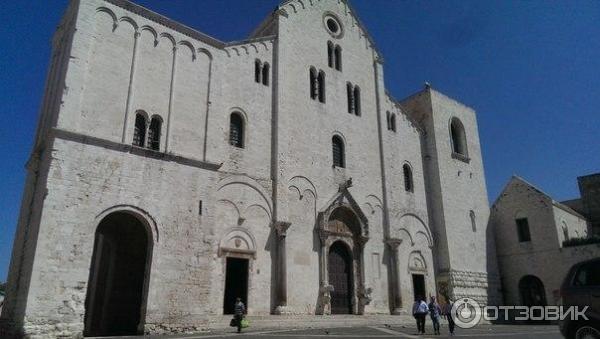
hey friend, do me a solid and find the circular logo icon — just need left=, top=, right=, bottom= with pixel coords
left=451, top=297, right=482, bottom=329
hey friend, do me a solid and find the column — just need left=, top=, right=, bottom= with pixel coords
left=386, top=238, right=403, bottom=314
left=274, top=221, right=291, bottom=314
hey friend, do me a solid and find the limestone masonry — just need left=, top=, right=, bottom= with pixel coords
left=1, top=0, right=502, bottom=337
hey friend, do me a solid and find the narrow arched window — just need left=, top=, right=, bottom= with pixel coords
left=386, top=111, right=391, bottom=130
left=450, top=117, right=468, bottom=156
left=403, top=164, right=413, bottom=192
left=347, top=83, right=354, bottom=114
left=334, top=45, right=342, bottom=71
left=332, top=135, right=345, bottom=168
left=470, top=210, right=477, bottom=232
left=309, top=67, right=318, bottom=100
left=262, top=63, right=270, bottom=86
left=318, top=71, right=326, bottom=103
left=133, top=113, right=147, bottom=147
left=327, top=41, right=334, bottom=68
left=390, top=114, right=396, bottom=132
left=353, top=86, right=360, bottom=116
left=254, top=59, right=261, bottom=83
left=229, top=112, right=244, bottom=148
left=562, top=222, right=569, bottom=241
left=147, top=116, right=162, bottom=151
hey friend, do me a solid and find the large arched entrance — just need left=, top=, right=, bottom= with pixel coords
left=328, top=241, right=353, bottom=314
left=84, top=212, right=152, bottom=337
left=519, top=275, right=547, bottom=307
left=315, top=188, right=371, bottom=315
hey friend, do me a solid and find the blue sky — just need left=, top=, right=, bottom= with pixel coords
left=0, top=0, right=598, bottom=281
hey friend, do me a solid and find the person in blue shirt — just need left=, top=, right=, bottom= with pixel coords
left=429, top=296, right=442, bottom=335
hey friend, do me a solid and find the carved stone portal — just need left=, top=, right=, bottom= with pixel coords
left=315, top=186, right=370, bottom=315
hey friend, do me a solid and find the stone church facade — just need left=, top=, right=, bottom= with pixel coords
left=1, top=0, right=500, bottom=337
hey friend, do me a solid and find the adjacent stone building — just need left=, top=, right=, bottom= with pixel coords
left=1, top=0, right=500, bottom=337
left=491, top=176, right=600, bottom=307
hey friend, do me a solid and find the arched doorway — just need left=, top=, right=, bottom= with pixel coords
left=328, top=241, right=353, bottom=314
left=519, top=275, right=547, bottom=307
left=84, top=212, right=152, bottom=337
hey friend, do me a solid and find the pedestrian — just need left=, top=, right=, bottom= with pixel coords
left=412, top=295, right=429, bottom=334
left=428, top=296, right=442, bottom=335
left=444, top=298, right=455, bottom=336
left=234, top=297, right=245, bottom=333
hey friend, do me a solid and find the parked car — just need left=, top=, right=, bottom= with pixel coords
left=559, top=258, right=600, bottom=339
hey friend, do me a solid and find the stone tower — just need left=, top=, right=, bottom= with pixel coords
left=401, top=87, right=501, bottom=305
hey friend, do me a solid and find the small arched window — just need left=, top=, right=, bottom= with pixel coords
left=347, top=83, right=354, bottom=114
left=309, top=67, right=318, bottom=100
left=403, top=164, right=413, bottom=192
left=327, top=41, right=334, bottom=68
left=390, top=114, right=396, bottom=132
left=386, top=111, right=391, bottom=130
left=562, top=222, right=569, bottom=241
left=450, top=117, right=468, bottom=156
left=229, top=112, right=244, bottom=148
left=318, top=70, right=326, bottom=103
left=254, top=59, right=261, bottom=83
left=133, top=112, right=147, bottom=147
left=353, top=86, right=360, bottom=116
left=334, top=45, right=342, bottom=71
left=470, top=210, right=477, bottom=232
left=262, top=63, right=270, bottom=86
left=332, top=135, right=345, bottom=168
left=147, top=116, right=162, bottom=151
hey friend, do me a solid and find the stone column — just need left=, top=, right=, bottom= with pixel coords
left=274, top=221, right=291, bottom=314
left=318, top=229, right=332, bottom=315
left=386, top=238, right=403, bottom=314
left=356, top=235, right=371, bottom=315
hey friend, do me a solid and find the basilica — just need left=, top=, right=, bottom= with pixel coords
left=1, top=0, right=501, bottom=336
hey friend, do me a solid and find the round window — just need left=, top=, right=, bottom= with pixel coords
left=323, top=14, right=343, bottom=38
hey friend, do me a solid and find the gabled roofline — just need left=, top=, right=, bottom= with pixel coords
left=492, top=175, right=587, bottom=219
left=276, top=0, right=382, bottom=60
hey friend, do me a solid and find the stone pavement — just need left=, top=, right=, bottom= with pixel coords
left=146, top=324, right=561, bottom=339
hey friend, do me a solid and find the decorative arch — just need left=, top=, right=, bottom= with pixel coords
left=118, top=16, right=138, bottom=31
left=177, top=40, right=196, bottom=60
left=197, top=47, right=213, bottom=60
left=96, top=7, right=118, bottom=30
left=159, top=32, right=176, bottom=47
left=217, top=175, right=273, bottom=219
left=393, top=213, right=433, bottom=247
left=218, top=227, right=257, bottom=258
left=408, top=251, right=427, bottom=273
left=140, top=26, right=158, bottom=45
left=288, top=175, right=318, bottom=200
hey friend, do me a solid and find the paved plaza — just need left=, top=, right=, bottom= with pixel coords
left=139, top=324, right=561, bottom=339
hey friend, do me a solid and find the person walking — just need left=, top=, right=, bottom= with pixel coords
left=234, top=297, right=246, bottom=333
left=412, top=296, right=429, bottom=334
left=428, top=296, right=442, bottom=335
left=444, top=298, right=456, bottom=336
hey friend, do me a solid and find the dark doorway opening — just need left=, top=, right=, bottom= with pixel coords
left=412, top=274, right=426, bottom=301
left=84, top=212, right=150, bottom=337
left=223, top=257, right=249, bottom=314
left=519, top=275, right=547, bottom=307
left=328, top=241, right=353, bottom=314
